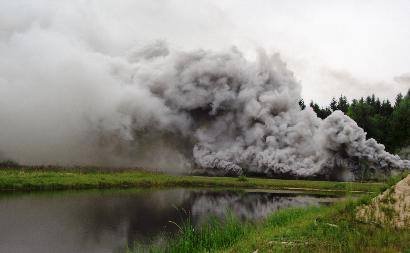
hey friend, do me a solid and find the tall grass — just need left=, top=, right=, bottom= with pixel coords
left=226, top=177, right=410, bottom=253
left=282, top=200, right=410, bottom=253
left=129, top=174, right=410, bottom=253
left=131, top=214, right=250, bottom=253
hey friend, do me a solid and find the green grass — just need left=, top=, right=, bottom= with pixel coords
left=132, top=214, right=251, bottom=253
left=223, top=199, right=410, bottom=253
left=0, top=166, right=406, bottom=252
left=128, top=174, right=409, bottom=253
left=132, top=195, right=409, bottom=253
left=0, top=168, right=383, bottom=193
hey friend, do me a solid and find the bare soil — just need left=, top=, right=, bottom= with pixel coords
left=357, top=174, right=410, bottom=228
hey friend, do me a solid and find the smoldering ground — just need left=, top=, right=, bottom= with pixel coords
left=0, top=2, right=408, bottom=180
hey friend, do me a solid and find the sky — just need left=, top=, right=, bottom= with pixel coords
left=1, top=0, right=409, bottom=104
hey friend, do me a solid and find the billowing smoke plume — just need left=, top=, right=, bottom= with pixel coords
left=123, top=43, right=408, bottom=179
left=0, top=2, right=409, bottom=182
left=0, top=39, right=407, bottom=180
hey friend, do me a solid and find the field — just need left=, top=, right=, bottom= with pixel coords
left=0, top=167, right=383, bottom=193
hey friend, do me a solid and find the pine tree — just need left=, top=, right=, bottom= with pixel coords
left=337, top=95, right=349, bottom=113
left=380, top=100, right=393, bottom=117
left=374, top=98, right=381, bottom=114
left=330, top=97, right=338, bottom=111
left=394, top=93, right=403, bottom=108
left=298, top=99, right=306, bottom=110
left=389, top=97, right=410, bottom=151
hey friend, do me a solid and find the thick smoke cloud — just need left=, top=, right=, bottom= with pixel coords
left=0, top=3, right=408, bottom=180
left=128, top=44, right=407, bottom=179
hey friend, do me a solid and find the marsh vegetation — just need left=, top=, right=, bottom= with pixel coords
left=0, top=167, right=408, bottom=253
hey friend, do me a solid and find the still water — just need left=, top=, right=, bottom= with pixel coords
left=0, top=189, right=343, bottom=253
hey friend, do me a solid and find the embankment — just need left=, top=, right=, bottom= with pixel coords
left=0, top=167, right=382, bottom=193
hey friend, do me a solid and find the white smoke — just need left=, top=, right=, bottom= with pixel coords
left=0, top=3, right=408, bottom=180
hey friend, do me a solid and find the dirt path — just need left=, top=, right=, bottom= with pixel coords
left=357, top=175, right=410, bottom=228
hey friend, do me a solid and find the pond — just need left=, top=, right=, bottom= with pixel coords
left=0, top=188, right=344, bottom=253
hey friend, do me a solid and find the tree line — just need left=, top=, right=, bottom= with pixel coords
left=299, top=89, right=410, bottom=153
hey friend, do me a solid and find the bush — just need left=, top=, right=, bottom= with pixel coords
left=238, top=175, right=248, bottom=182
left=0, top=159, right=20, bottom=167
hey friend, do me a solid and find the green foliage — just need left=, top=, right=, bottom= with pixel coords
left=135, top=214, right=250, bottom=253
left=389, top=98, right=410, bottom=151
left=134, top=175, right=404, bottom=253
left=224, top=196, right=410, bottom=252
left=330, top=97, right=338, bottom=111
left=0, top=160, right=20, bottom=167
left=386, top=171, right=409, bottom=188
left=337, top=95, right=349, bottom=113
left=395, top=93, right=404, bottom=108
left=309, top=101, right=331, bottom=119
left=347, top=101, right=374, bottom=132
left=140, top=192, right=410, bottom=253
left=0, top=168, right=383, bottom=192
left=237, top=175, right=248, bottom=182
left=308, top=89, right=410, bottom=153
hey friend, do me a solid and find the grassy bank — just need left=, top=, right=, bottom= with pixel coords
left=133, top=192, right=410, bottom=253
left=0, top=168, right=383, bottom=193
left=224, top=200, right=410, bottom=253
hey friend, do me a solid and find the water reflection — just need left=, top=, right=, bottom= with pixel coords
left=0, top=189, right=342, bottom=253
left=189, top=190, right=337, bottom=222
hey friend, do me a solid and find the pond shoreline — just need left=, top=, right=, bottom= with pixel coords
left=1, top=168, right=407, bottom=253
left=134, top=174, right=410, bottom=253
left=0, top=187, right=347, bottom=253
left=0, top=167, right=383, bottom=193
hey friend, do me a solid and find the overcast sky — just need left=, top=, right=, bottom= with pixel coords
left=1, top=0, right=409, bottom=105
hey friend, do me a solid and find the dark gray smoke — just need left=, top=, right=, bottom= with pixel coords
left=0, top=38, right=408, bottom=180
left=125, top=43, right=408, bottom=179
